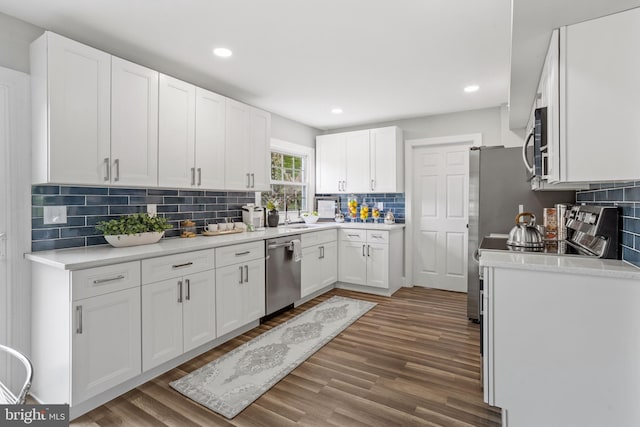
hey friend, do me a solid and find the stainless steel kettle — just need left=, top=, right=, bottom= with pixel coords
left=507, top=212, right=544, bottom=248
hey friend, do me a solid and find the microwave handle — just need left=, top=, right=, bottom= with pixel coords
left=522, top=130, right=535, bottom=174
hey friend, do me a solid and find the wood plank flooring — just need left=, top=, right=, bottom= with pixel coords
left=72, top=287, right=501, bottom=426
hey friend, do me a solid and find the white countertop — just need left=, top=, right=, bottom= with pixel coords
left=480, top=251, right=640, bottom=280
left=26, top=222, right=405, bottom=270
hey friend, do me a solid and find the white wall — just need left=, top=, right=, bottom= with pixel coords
left=328, top=106, right=526, bottom=148
left=271, top=113, right=321, bottom=148
left=0, top=12, right=43, bottom=73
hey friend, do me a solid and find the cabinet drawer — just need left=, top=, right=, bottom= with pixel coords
left=301, top=229, right=337, bottom=248
left=367, top=230, right=389, bottom=244
left=142, top=249, right=215, bottom=284
left=72, top=261, right=141, bottom=300
left=340, top=229, right=366, bottom=242
left=216, top=241, right=264, bottom=268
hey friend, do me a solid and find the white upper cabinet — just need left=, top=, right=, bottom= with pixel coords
left=224, top=98, right=271, bottom=191
left=31, top=32, right=111, bottom=185
left=558, top=8, right=640, bottom=182
left=316, top=133, right=347, bottom=193
left=111, top=57, right=159, bottom=187
left=533, top=9, right=640, bottom=184
left=158, top=74, right=196, bottom=188
left=195, top=88, right=226, bottom=190
left=316, top=126, right=404, bottom=194
left=370, top=126, right=404, bottom=193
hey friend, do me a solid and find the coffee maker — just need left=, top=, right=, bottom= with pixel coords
left=241, top=204, right=264, bottom=230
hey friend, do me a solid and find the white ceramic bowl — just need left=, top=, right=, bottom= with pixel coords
left=302, top=215, right=319, bottom=224
left=104, top=231, right=164, bottom=248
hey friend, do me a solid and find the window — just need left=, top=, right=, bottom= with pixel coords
left=261, top=139, right=314, bottom=223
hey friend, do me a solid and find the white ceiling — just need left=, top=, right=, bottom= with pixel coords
left=0, top=0, right=512, bottom=130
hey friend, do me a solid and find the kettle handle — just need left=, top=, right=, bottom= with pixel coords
left=515, top=212, right=535, bottom=225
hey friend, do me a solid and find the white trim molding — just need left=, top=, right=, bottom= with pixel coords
left=403, top=133, right=482, bottom=287
left=267, top=138, right=316, bottom=212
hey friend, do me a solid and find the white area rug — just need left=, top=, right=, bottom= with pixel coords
left=170, top=296, right=376, bottom=419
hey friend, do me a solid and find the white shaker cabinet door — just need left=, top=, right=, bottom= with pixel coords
left=224, top=98, right=251, bottom=191
left=301, top=246, right=322, bottom=298
left=46, top=32, right=111, bottom=184
left=366, top=243, right=389, bottom=289
left=316, top=133, right=346, bottom=193
left=111, top=57, right=158, bottom=187
left=243, top=259, right=266, bottom=323
left=370, top=126, right=403, bottom=193
left=142, top=278, right=184, bottom=371
left=72, top=287, right=141, bottom=404
left=249, top=107, right=271, bottom=191
left=182, top=270, right=216, bottom=352
left=338, top=241, right=367, bottom=285
left=195, top=88, right=226, bottom=190
left=215, top=263, right=245, bottom=336
left=319, top=240, right=338, bottom=288
left=158, top=74, right=196, bottom=188
left=344, top=130, right=370, bottom=193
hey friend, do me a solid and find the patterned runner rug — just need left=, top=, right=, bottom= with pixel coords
left=170, top=295, right=376, bottom=419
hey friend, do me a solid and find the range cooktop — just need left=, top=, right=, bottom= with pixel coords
left=479, top=236, right=598, bottom=257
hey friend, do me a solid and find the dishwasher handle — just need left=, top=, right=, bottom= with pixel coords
left=268, top=242, right=294, bottom=250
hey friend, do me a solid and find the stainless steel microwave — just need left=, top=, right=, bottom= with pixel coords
left=522, top=107, right=547, bottom=180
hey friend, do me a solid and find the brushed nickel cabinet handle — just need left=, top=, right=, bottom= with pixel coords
left=177, top=280, right=183, bottom=303
left=246, top=173, right=251, bottom=188
left=185, top=279, right=191, bottom=301
left=76, top=305, right=83, bottom=334
left=251, top=173, right=255, bottom=188
left=239, top=266, right=244, bottom=284
left=93, top=275, right=125, bottom=284
left=235, top=251, right=251, bottom=256
left=191, top=167, right=196, bottom=186
left=244, top=265, right=249, bottom=282
left=367, top=244, right=370, bottom=257
left=362, top=244, right=365, bottom=257
left=114, top=158, right=120, bottom=182
left=197, top=168, right=202, bottom=186
left=104, top=158, right=110, bottom=181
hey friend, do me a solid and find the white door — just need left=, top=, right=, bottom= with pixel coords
left=182, top=270, right=216, bottom=352
left=141, top=279, right=183, bottom=371
left=47, top=32, right=111, bottom=184
left=412, top=143, right=470, bottom=292
left=0, top=67, right=30, bottom=390
left=301, top=246, right=321, bottom=298
left=72, top=288, right=141, bottom=404
left=111, top=57, right=158, bottom=187
left=195, top=88, right=225, bottom=189
left=158, top=74, right=195, bottom=188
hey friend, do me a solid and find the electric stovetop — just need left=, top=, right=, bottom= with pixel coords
left=479, top=236, right=597, bottom=257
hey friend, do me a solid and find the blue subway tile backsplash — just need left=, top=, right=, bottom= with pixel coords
left=31, top=185, right=256, bottom=252
left=316, top=193, right=406, bottom=223
left=576, top=182, right=640, bottom=268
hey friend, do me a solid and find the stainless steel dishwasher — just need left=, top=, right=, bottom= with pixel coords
left=265, top=234, right=301, bottom=316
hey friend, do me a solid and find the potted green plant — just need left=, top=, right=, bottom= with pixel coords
left=264, top=196, right=280, bottom=227
left=96, top=213, right=173, bottom=247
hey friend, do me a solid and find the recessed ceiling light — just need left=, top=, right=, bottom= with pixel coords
left=213, top=47, right=233, bottom=58
left=464, top=85, right=480, bottom=93
left=331, top=107, right=343, bottom=114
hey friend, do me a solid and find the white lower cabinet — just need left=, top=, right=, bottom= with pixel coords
left=301, top=230, right=338, bottom=298
left=72, top=286, right=141, bottom=404
left=141, top=250, right=216, bottom=371
left=338, top=228, right=403, bottom=292
left=215, top=242, right=266, bottom=336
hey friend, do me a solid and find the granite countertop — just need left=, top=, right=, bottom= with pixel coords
left=480, top=251, right=640, bottom=280
left=26, top=222, right=405, bottom=270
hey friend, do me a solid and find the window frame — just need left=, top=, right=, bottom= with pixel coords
left=263, top=138, right=315, bottom=224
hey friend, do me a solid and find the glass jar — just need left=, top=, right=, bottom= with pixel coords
left=347, top=196, right=358, bottom=221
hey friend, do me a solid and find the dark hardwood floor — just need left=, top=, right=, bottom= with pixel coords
left=73, top=287, right=500, bottom=426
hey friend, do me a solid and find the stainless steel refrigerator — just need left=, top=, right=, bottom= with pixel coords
left=467, top=146, right=575, bottom=321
